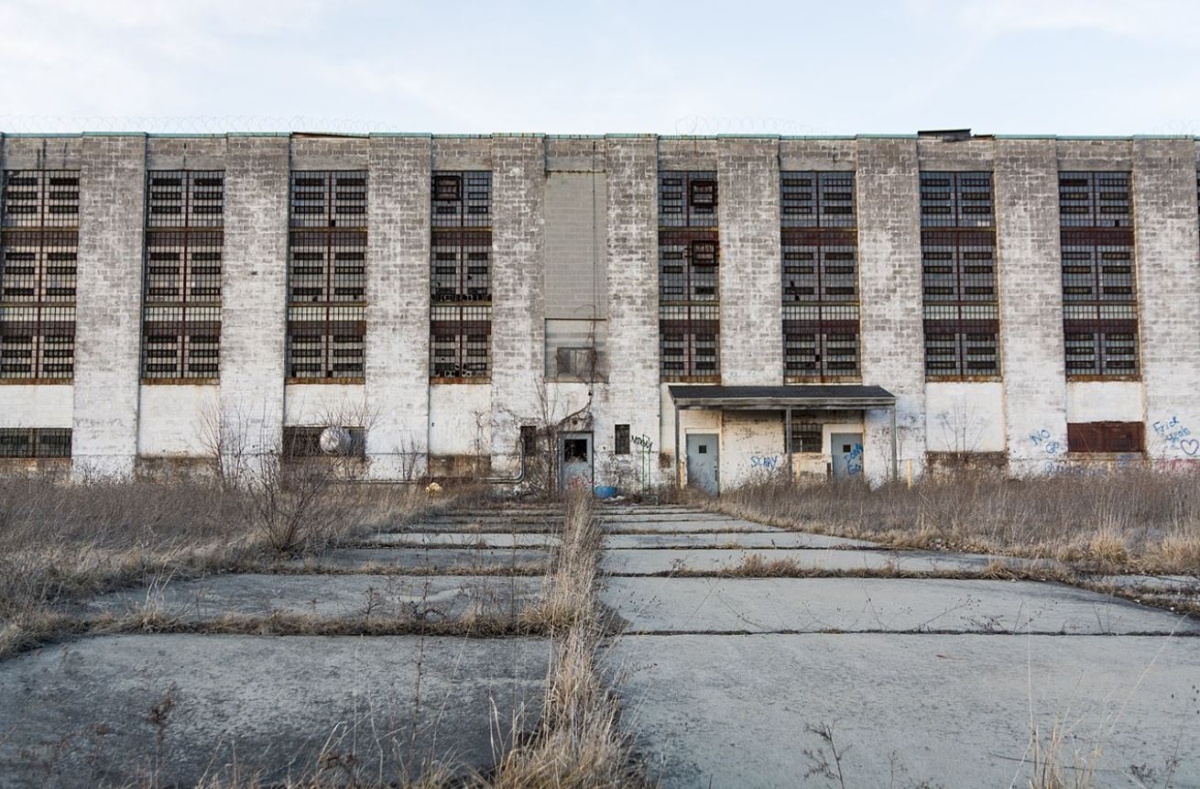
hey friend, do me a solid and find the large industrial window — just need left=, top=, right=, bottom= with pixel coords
left=287, top=172, right=367, bottom=381
left=0, top=427, right=72, bottom=458
left=659, top=171, right=719, bottom=381
left=920, top=172, right=1000, bottom=380
left=0, top=171, right=79, bottom=381
left=782, top=172, right=860, bottom=382
left=141, top=171, right=224, bottom=381
left=431, top=171, right=492, bottom=381
left=1058, top=172, right=1137, bottom=378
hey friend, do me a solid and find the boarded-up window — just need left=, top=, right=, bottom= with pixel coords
left=1066, top=422, right=1144, bottom=453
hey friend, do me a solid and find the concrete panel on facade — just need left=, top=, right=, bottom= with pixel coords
left=856, top=138, right=925, bottom=482
left=365, top=136, right=432, bottom=478
left=2, top=135, right=84, bottom=170
left=545, top=137, right=608, bottom=172
left=145, top=137, right=227, bottom=171
left=657, top=138, right=718, bottom=172
left=544, top=172, right=608, bottom=320
left=718, top=138, right=782, bottom=386
left=0, top=385, right=72, bottom=428
left=995, top=139, right=1069, bottom=476
left=916, top=137, right=995, bottom=170
left=1133, top=138, right=1200, bottom=460
left=1066, top=381, right=1145, bottom=424
left=430, top=137, right=493, bottom=171
left=289, top=136, right=369, bottom=170
left=72, top=135, right=147, bottom=478
left=429, top=384, right=492, bottom=456
left=220, top=136, right=289, bottom=456
left=138, top=385, right=218, bottom=456
left=283, top=383, right=367, bottom=426
left=1056, top=139, right=1133, bottom=171
left=925, top=381, right=1006, bottom=453
left=778, top=138, right=856, bottom=172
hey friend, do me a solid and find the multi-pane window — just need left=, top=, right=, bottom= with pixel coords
left=0, top=427, right=71, bottom=458
left=141, top=171, right=223, bottom=380
left=1058, top=172, right=1138, bottom=377
left=287, top=172, right=367, bottom=381
left=282, top=425, right=366, bottom=459
left=431, top=172, right=492, bottom=380
left=787, top=421, right=822, bottom=454
left=614, top=424, right=631, bottom=455
left=782, top=172, right=860, bottom=381
left=920, top=172, right=1000, bottom=379
left=659, top=172, right=719, bottom=381
left=0, top=171, right=79, bottom=381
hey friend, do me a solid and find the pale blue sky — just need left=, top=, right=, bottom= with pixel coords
left=1, top=0, right=1198, bottom=136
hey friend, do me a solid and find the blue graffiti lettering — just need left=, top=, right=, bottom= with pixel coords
left=750, top=455, right=781, bottom=471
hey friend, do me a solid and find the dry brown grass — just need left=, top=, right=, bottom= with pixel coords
left=488, top=492, right=651, bottom=789
left=0, top=475, right=486, bottom=660
left=715, top=471, right=1200, bottom=575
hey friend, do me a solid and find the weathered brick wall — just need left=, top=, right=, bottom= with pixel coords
left=718, top=138, right=781, bottom=386
left=489, top=136, right=546, bottom=472
left=601, top=137, right=661, bottom=484
left=219, top=136, right=289, bottom=459
left=72, top=135, right=146, bottom=478
left=856, top=138, right=925, bottom=481
left=366, top=135, right=432, bottom=479
left=1134, top=138, right=1200, bottom=461
left=994, top=139, right=1069, bottom=474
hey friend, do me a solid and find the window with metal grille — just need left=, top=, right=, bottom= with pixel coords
left=431, top=172, right=492, bottom=381
left=430, top=304, right=491, bottom=379
left=784, top=304, right=860, bottom=378
left=431, top=171, right=491, bottom=228
left=658, top=171, right=718, bottom=228
left=1, top=171, right=79, bottom=381
left=1059, top=172, right=1131, bottom=228
left=1058, top=173, right=1138, bottom=378
left=282, top=425, right=366, bottom=459
left=781, top=172, right=855, bottom=228
left=659, top=171, right=720, bottom=381
left=659, top=304, right=719, bottom=379
left=920, top=171, right=994, bottom=228
left=614, top=424, right=631, bottom=455
left=781, top=172, right=860, bottom=382
left=0, top=427, right=71, bottom=458
left=287, top=172, right=367, bottom=382
left=1067, top=422, right=1144, bottom=453
left=920, top=172, right=1000, bottom=380
left=788, top=421, right=822, bottom=453
left=520, top=425, right=538, bottom=456
left=141, top=171, right=224, bottom=381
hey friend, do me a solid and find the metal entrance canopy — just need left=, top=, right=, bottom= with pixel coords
left=667, top=385, right=900, bottom=484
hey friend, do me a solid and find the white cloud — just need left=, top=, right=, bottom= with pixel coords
left=910, top=0, right=1200, bottom=42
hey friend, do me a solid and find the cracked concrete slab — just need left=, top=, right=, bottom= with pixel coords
left=601, top=518, right=783, bottom=534
left=603, top=532, right=875, bottom=549
left=601, top=576, right=1200, bottom=635
left=285, top=547, right=551, bottom=573
left=363, top=532, right=560, bottom=549
left=88, top=574, right=545, bottom=622
left=0, top=634, right=550, bottom=788
left=600, top=547, right=1013, bottom=576
left=609, top=633, right=1200, bottom=789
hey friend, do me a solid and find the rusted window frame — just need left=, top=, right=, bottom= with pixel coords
left=659, top=171, right=720, bottom=382
left=430, top=171, right=492, bottom=383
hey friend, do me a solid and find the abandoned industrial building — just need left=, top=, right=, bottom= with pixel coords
left=2, top=131, right=1200, bottom=491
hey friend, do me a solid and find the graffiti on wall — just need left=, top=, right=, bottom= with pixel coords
left=1153, top=416, right=1198, bottom=456
left=750, top=454, right=781, bottom=472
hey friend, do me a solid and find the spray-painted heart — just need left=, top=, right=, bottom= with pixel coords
left=1180, top=438, right=1200, bottom=456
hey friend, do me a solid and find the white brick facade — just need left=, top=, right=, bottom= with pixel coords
left=2, top=132, right=1198, bottom=487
